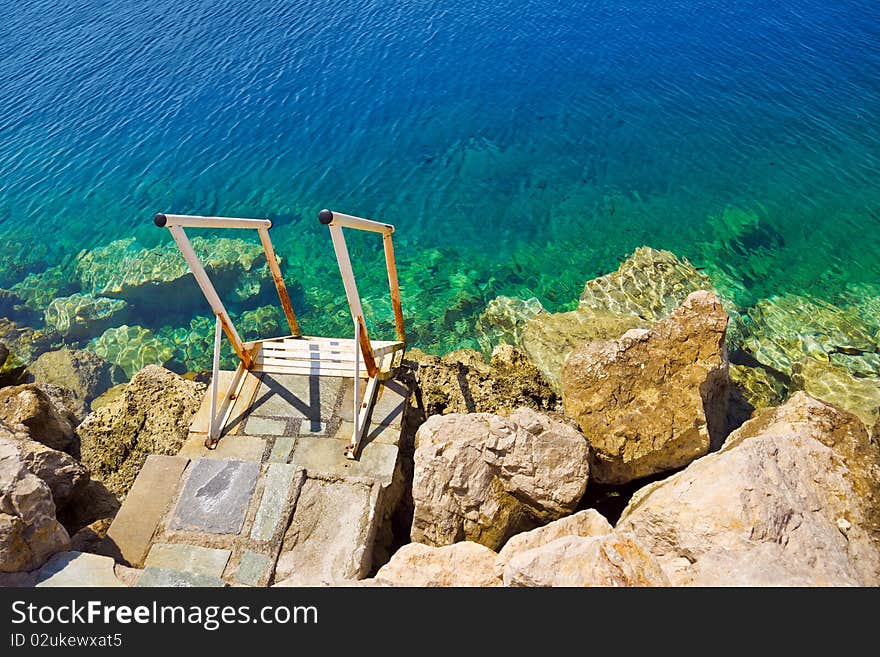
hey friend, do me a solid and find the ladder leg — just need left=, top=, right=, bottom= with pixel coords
left=345, top=375, right=380, bottom=460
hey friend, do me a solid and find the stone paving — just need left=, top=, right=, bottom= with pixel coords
left=58, top=371, right=412, bottom=588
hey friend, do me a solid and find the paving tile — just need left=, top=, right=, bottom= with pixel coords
left=179, top=434, right=266, bottom=462
left=35, top=552, right=124, bottom=588
left=333, top=421, right=401, bottom=447
left=249, top=374, right=341, bottom=420
left=245, top=416, right=288, bottom=436
left=299, top=420, right=326, bottom=436
left=137, top=567, right=225, bottom=588
left=339, top=379, right=407, bottom=428
left=234, top=550, right=274, bottom=587
left=169, top=459, right=260, bottom=535
left=290, top=435, right=399, bottom=485
left=268, top=436, right=295, bottom=463
left=144, top=543, right=231, bottom=578
left=102, top=455, right=189, bottom=567
left=251, top=463, right=301, bottom=541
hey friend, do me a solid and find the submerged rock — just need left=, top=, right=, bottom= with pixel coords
left=475, top=295, right=546, bottom=352
left=0, top=430, right=70, bottom=572
left=10, top=265, right=78, bottom=314
left=28, top=349, right=125, bottom=408
left=791, top=358, right=880, bottom=438
left=502, top=533, right=669, bottom=587
left=78, top=365, right=205, bottom=499
left=742, top=293, right=880, bottom=378
left=521, top=308, right=645, bottom=390
left=411, top=407, right=589, bottom=550
left=406, top=345, right=559, bottom=417
left=0, top=318, right=61, bottom=371
left=371, top=542, right=501, bottom=587
left=75, top=236, right=271, bottom=309
left=0, top=384, right=76, bottom=451
left=727, top=362, right=788, bottom=429
left=563, top=291, right=729, bottom=484
left=617, top=393, right=880, bottom=586
left=44, top=293, right=129, bottom=340
left=88, top=325, right=175, bottom=378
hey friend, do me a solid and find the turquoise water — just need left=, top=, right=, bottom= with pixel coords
left=1, top=0, right=879, bottom=369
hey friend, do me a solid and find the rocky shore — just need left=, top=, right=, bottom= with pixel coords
left=2, top=246, right=878, bottom=586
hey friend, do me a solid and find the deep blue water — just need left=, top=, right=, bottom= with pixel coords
left=1, top=0, right=879, bottom=366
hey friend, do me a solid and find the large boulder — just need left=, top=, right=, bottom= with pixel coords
left=791, top=358, right=880, bottom=430
left=411, top=407, right=589, bottom=550
left=520, top=246, right=739, bottom=390
left=0, top=433, right=70, bottom=572
left=78, top=365, right=205, bottom=499
left=407, top=345, right=559, bottom=417
left=371, top=542, right=501, bottom=587
left=0, top=384, right=75, bottom=451
left=562, top=291, right=729, bottom=484
left=616, top=393, right=880, bottom=586
left=12, top=434, right=89, bottom=509
left=44, top=293, right=129, bottom=340
left=502, top=533, right=670, bottom=587
left=28, top=349, right=124, bottom=409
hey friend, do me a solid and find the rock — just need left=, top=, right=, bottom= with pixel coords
left=563, top=291, right=729, bottom=484
left=502, top=533, right=670, bottom=587
left=522, top=247, right=742, bottom=389
left=76, top=236, right=271, bottom=309
left=88, top=382, right=128, bottom=412
left=78, top=365, right=205, bottom=499
left=9, top=265, right=77, bottom=314
left=88, top=325, right=175, bottom=379
left=497, top=509, right=612, bottom=565
left=742, top=294, right=880, bottom=378
left=28, top=349, right=125, bottom=410
left=69, top=518, right=113, bottom=554
left=44, top=293, right=129, bottom=340
left=791, top=359, right=880, bottom=429
left=616, top=393, right=880, bottom=586
left=0, top=434, right=69, bottom=572
left=0, top=384, right=75, bottom=451
left=13, top=436, right=89, bottom=509
left=411, top=407, right=589, bottom=550
left=406, top=345, right=559, bottom=417
left=475, top=295, right=546, bottom=352
left=521, top=308, right=646, bottom=390
left=0, top=318, right=60, bottom=371
left=371, top=542, right=501, bottom=587
left=0, top=288, right=39, bottom=324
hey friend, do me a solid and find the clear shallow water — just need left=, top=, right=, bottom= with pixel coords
left=1, top=0, right=879, bottom=368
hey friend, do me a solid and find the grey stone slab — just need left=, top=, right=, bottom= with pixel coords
left=251, top=463, right=301, bottom=541
left=333, top=421, right=401, bottom=447
left=269, top=436, right=295, bottom=463
left=102, top=455, right=189, bottom=567
left=339, top=379, right=408, bottom=428
left=179, top=434, right=266, bottom=461
left=169, top=459, right=260, bottom=535
left=250, top=374, right=342, bottom=421
left=274, top=478, right=379, bottom=585
left=291, top=435, right=399, bottom=486
left=299, top=420, right=326, bottom=436
left=136, top=567, right=225, bottom=588
left=234, top=550, right=274, bottom=587
left=145, top=543, right=231, bottom=579
left=245, top=416, right=288, bottom=436
left=36, top=552, right=124, bottom=588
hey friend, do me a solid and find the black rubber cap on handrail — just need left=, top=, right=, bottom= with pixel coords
left=318, top=209, right=334, bottom=225
left=153, top=213, right=168, bottom=227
